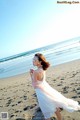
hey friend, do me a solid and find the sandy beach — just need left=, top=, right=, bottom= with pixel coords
left=0, top=59, right=80, bottom=120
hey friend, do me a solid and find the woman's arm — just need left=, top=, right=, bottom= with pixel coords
left=30, top=69, right=34, bottom=80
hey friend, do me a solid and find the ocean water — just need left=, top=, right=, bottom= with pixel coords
left=0, top=37, right=80, bottom=79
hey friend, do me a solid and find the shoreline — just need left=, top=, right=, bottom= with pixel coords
left=0, top=58, right=80, bottom=80
left=0, top=59, right=80, bottom=120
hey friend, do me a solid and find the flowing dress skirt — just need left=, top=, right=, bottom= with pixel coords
left=34, top=80, right=80, bottom=119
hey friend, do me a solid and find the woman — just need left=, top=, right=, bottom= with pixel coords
left=30, top=53, right=80, bottom=120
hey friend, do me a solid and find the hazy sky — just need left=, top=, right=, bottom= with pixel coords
left=0, top=0, right=80, bottom=59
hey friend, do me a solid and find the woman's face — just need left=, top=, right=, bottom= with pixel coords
left=33, top=56, right=40, bottom=66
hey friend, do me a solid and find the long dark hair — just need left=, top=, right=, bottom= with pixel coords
left=35, top=53, right=50, bottom=70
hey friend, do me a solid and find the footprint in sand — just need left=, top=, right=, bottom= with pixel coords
left=23, top=106, right=30, bottom=111
left=77, top=92, right=80, bottom=95
left=23, top=95, right=27, bottom=100
left=72, top=96, right=78, bottom=99
left=32, top=93, right=37, bottom=97
left=11, top=104, right=17, bottom=107
left=77, top=87, right=80, bottom=90
left=57, top=84, right=62, bottom=86
left=18, top=101, right=22, bottom=104
left=29, top=104, right=37, bottom=109
left=6, top=99, right=12, bottom=106
left=10, top=114, right=15, bottom=118
left=0, top=105, right=3, bottom=107
left=23, top=104, right=37, bottom=111
left=7, top=97, right=11, bottom=99
left=60, top=78, right=64, bottom=80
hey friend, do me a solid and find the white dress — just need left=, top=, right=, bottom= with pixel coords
left=32, top=69, right=80, bottom=119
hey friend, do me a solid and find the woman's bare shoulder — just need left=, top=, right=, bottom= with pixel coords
left=33, top=69, right=44, bottom=81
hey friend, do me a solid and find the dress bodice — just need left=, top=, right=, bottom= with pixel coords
left=32, top=69, right=45, bottom=89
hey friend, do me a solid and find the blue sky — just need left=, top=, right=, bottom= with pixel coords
left=0, top=0, right=80, bottom=59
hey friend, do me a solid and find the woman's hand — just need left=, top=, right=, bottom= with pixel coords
left=30, top=69, right=34, bottom=75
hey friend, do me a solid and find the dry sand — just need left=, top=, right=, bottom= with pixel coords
left=0, top=59, right=80, bottom=120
